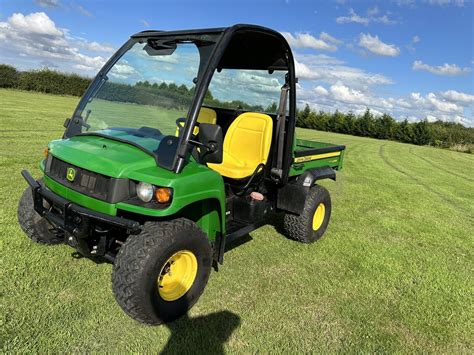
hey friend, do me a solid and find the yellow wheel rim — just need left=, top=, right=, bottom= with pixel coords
left=158, top=250, right=198, bottom=302
left=312, top=203, right=325, bottom=231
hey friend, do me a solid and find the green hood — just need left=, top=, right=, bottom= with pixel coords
left=48, top=135, right=160, bottom=179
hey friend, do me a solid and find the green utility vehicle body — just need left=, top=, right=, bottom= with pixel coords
left=40, top=133, right=344, bottom=244
left=20, top=24, right=345, bottom=324
left=42, top=136, right=226, bottom=241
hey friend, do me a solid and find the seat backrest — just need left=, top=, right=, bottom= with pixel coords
left=198, top=107, right=217, bottom=125
left=224, top=112, right=273, bottom=165
left=175, top=107, right=217, bottom=137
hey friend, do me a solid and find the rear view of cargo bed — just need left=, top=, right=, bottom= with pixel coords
left=289, top=138, right=345, bottom=177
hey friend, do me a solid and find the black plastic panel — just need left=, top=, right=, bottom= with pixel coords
left=45, top=156, right=132, bottom=203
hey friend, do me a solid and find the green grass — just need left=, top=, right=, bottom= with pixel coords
left=1, top=88, right=473, bottom=353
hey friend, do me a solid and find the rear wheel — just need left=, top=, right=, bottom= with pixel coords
left=283, top=185, right=332, bottom=243
left=112, top=218, right=212, bottom=325
left=17, top=186, right=63, bottom=244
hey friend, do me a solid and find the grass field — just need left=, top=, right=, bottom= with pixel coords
left=1, top=89, right=473, bottom=353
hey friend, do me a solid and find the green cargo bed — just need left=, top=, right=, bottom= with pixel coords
left=289, top=138, right=345, bottom=177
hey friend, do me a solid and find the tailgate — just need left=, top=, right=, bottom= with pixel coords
left=289, top=138, right=345, bottom=177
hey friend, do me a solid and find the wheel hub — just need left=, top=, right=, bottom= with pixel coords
left=158, top=250, right=198, bottom=301
left=312, top=203, right=325, bottom=231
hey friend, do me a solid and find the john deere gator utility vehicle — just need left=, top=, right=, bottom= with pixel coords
left=19, top=24, right=345, bottom=324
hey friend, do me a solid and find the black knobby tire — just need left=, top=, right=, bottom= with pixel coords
left=112, top=218, right=212, bottom=325
left=283, top=185, right=332, bottom=243
left=17, top=186, right=63, bottom=244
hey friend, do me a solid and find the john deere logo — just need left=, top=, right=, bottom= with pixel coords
left=66, top=167, right=76, bottom=182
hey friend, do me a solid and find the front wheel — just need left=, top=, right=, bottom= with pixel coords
left=283, top=185, right=332, bottom=243
left=112, top=218, right=212, bottom=325
left=17, top=186, right=63, bottom=244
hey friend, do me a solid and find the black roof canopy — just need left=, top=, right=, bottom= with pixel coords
left=131, top=24, right=291, bottom=71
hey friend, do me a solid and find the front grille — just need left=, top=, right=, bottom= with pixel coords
left=46, top=156, right=110, bottom=201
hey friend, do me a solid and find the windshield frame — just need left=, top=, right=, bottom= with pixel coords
left=63, top=25, right=296, bottom=176
left=64, top=32, right=224, bottom=171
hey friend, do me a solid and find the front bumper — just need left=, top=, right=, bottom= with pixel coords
left=22, top=170, right=142, bottom=235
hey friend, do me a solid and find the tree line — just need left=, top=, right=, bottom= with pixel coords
left=296, top=104, right=473, bottom=153
left=0, top=64, right=472, bottom=153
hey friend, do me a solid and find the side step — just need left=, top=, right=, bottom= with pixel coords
left=225, top=219, right=268, bottom=246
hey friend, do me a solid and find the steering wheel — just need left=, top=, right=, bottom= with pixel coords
left=176, top=117, right=200, bottom=128
left=175, top=117, right=200, bottom=136
left=175, top=117, right=203, bottom=161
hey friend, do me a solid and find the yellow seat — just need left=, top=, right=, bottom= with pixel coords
left=208, top=112, right=273, bottom=179
left=175, top=107, right=217, bottom=136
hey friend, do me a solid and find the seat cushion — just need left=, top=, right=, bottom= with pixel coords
left=209, top=152, right=257, bottom=179
left=208, top=112, right=273, bottom=179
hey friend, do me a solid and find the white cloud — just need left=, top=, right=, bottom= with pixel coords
left=440, top=90, right=474, bottom=104
left=109, top=61, right=136, bottom=79
left=425, top=92, right=463, bottom=113
left=395, top=0, right=465, bottom=6
left=393, top=0, right=416, bottom=6
left=314, top=85, right=329, bottom=96
left=319, top=32, right=343, bottom=45
left=412, top=60, right=471, bottom=76
left=141, top=19, right=150, bottom=28
left=424, top=0, right=465, bottom=6
left=336, top=8, right=397, bottom=26
left=294, top=53, right=393, bottom=88
left=0, top=12, right=109, bottom=72
left=281, top=32, right=341, bottom=51
left=76, top=5, right=92, bottom=17
left=336, top=8, right=369, bottom=25
left=35, top=0, right=60, bottom=8
left=8, top=12, right=62, bottom=36
left=367, top=6, right=380, bottom=16
left=406, top=35, right=421, bottom=52
left=403, top=92, right=467, bottom=119
left=330, top=83, right=371, bottom=105
left=294, top=59, right=319, bottom=80
left=77, top=40, right=115, bottom=53
left=209, top=69, right=285, bottom=107
left=295, top=53, right=345, bottom=66
left=358, top=33, right=400, bottom=57
left=300, top=84, right=472, bottom=126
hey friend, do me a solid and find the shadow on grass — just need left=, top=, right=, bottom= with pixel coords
left=224, top=234, right=253, bottom=252
left=161, top=310, right=240, bottom=354
left=72, top=248, right=240, bottom=353
left=269, top=212, right=286, bottom=237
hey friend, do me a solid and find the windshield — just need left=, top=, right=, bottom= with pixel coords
left=67, top=37, right=217, bottom=169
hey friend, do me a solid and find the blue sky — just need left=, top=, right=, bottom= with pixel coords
left=0, top=0, right=472, bottom=125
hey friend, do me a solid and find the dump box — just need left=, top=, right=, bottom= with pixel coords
left=289, top=138, right=346, bottom=177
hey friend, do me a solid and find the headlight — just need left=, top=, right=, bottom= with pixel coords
left=136, top=182, right=154, bottom=202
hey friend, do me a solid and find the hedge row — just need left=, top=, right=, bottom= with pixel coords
left=0, top=64, right=91, bottom=96
left=0, top=64, right=266, bottom=112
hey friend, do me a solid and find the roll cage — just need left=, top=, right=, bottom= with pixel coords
left=66, top=24, right=297, bottom=185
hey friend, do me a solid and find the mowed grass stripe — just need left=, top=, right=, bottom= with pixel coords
left=379, top=144, right=473, bottom=217
left=408, top=146, right=474, bottom=182
left=1, top=89, right=473, bottom=353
